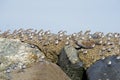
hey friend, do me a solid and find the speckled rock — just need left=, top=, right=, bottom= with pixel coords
left=87, top=55, right=120, bottom=80
left=58, top=45, right=84, bottom=80
left=10, top=61, right=71, bottom=80
left=0, top=38, right=45, bottom=79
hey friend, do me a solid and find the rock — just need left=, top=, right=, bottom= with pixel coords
left=10, top=61, right=71, bottom=80
left=75, top=40, right=95, bottom=49
left=87, top=55, right=120, bottom=80
left=0, top=38, right=45, bottom=74
left=57, top=45, right=84, bottom=80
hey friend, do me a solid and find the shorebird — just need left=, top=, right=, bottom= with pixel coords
left=43, top=41, right=50, bottom=46
left=92, top=32, right=104, bottom=39
left=78, top=31, right=83, bottom=36
left=107, top=37, right=111, bottom=41
left=72, top=33, right=77, bottom=37
left=38, top=35, right=43, bottom=41
left=95, top=40, right=103, bottom=45
left=82, top=49, right=88, bottom=54
left=107, top=61, right=112, bottom=66
left=58, top=30, right=63, bottom=34
left=45, top=30, right=51, bottom=35
left=107, top=41, right=112, bottom=45
left=1, top=29, right=11, bottom=38
left=28, top=34, right=33, bottom=40
left=21, top=64, right=26, bottom=69
left=65, top=41, right=70, bottom=45
left=58, top=30, right=67, bottom=35
left=33, top=29, right=38, bottom=35
left=25, top=28, right=33, bottom=32
left=101, top=56, right=105, bottom=60
left=37, top=29, right=43, bottom=36
left=116, top=56, right=120, bottom=60
left=81, top=37, right=85, bottom=40
left=84, top=30, right=91, bottom=35
left=66, top=36, right=71, bottom=40
left=107, top=48, right=111, bottom=52
left=30, top=44, right=35, bottom=48
left=12, top=29, right=17, bottom=35
left=101, top=47, right=106, bottom=51
left=114, top=33, right=119, bottom=38
left=55, top=39, right=59, bottom=45
left=106, top=32, right=113, bottom=37
left=88, top=35, right=92, bottom=39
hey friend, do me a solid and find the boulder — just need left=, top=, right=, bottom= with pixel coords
left=75, top=40, right=95, bottom=49
left=87, top=55, right=120, bottom=80
left=10, top=61, right=71, bottom=80
left=57, top=45, right=84, bottom=80
left=0, top=38, right=45, bottom=79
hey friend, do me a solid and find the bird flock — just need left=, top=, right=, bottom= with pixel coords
left=0, top=29, right=120, bottom=68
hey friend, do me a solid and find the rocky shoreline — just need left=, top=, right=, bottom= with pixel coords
left=0, top=29, right=120, bottom=80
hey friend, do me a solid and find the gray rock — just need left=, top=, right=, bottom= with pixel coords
left=0, top=38, right=45, bottom=79
left=57, top=45, right=84, bottom=80
left=87, top=55, right=120, bottom=80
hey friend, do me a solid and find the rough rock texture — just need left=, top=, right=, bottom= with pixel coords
left=10, top=61, right=71, bottom=80
left=58, top=45, right=84, bottom=80
left=87, top=55, right=120, bottom=80
left=0, top=38, right=45, bottom=79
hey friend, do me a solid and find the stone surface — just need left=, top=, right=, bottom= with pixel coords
left=87, top=55, right=120, bottom=80
left=75, top=40, right=95, bottom=49
left=58, top=45, right=84, bottom=80
left=0, top=38, right=45, bottom=78
left=9, top=61, right=71, bottom=80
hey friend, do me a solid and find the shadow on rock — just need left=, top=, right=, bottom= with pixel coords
left=57, top=45, right=85, bottom=80
left=10, top=61, right=71, bottom=80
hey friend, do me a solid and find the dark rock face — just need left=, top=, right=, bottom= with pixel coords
left=57, top=45, right=84, bottom=80
left=87, top=55, right=120, bottom=80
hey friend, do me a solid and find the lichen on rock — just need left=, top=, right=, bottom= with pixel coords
left=0, top=38, right=45, bottom=72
